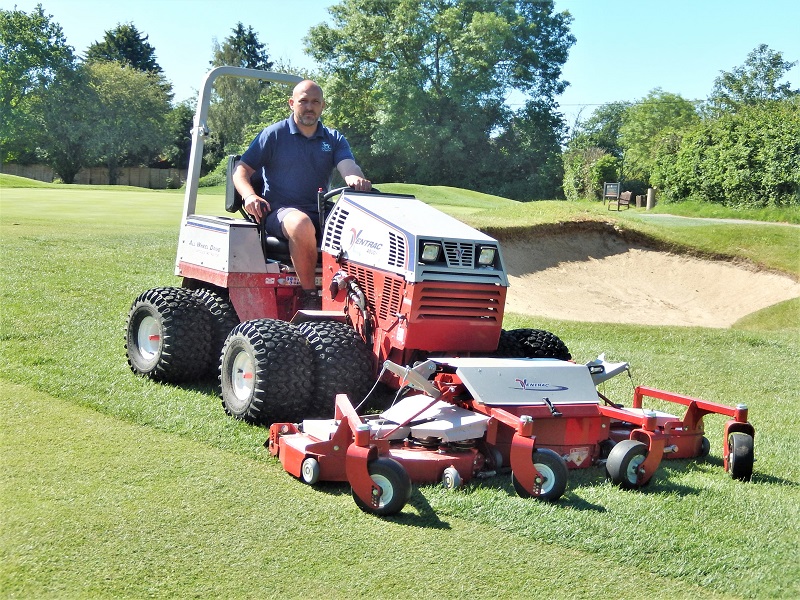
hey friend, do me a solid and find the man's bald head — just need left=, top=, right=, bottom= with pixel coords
left=289, top=80, right=326, bottom=134
left=293, top=80, right=323, bottom=100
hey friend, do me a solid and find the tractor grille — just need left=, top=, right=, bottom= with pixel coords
left=379, top=276, right=404, bottom=321
left=415, top=284, right=503, bottom=321
left=343, top=263, right=377, bottom=302
left=344, top=263, right=404, bottom=322
left=387, top=231, right=406, bottom=269
left=323, top=206, right=349, bottom=250
left=443, top=241, right=475, bottom=268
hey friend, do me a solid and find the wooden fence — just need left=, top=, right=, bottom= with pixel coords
left=2, top=163, right=188, bottom=189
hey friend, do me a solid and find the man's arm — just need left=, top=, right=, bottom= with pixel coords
left=233, top=161, right=270, bottom=221
left=337, top=158, right=371, bottom=192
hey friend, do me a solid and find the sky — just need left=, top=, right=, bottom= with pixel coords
left=6, top=0, right=800, bottom=127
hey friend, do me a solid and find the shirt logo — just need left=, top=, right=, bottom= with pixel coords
left=321, top=142, right=332, bottom=152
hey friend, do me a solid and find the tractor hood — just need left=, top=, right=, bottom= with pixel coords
left=322, top=191, right=508, bottom=285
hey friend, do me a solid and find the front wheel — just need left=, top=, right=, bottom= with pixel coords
left=219, top=319, right=314, bottom=425
left=727, top=433, right=754, bottom=481
left=352, top=457, right=412, bottom=517
left=297, top=320, right=375, bottom=415
left=606, top=439, right=649, bottom=489
left=512, top=448, right=568, bottom=501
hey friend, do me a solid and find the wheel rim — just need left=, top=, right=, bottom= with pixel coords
left=534, top=462, right=556, bottom=494
left=371, top=473, right=393, bottom=507
left=626, top=454, right=646, bottom=484
left=136, top=315, right=161, bottom=361
left=302, top=458, right=320, bottom=484
left=229, top=348, right=256, bottom=411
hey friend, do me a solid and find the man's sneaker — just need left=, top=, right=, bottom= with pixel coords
left=299, top=289, right=321, bottom=310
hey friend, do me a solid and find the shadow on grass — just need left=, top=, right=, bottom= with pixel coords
left=293, top=479, right=453, bottom=528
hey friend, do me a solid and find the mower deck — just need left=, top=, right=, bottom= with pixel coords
left=268, top=356, right=755, bottom=516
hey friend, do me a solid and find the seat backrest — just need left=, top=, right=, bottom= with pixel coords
left=225, top=154, right=243, bottom=213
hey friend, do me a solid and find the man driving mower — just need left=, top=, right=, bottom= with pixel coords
left=232, top=79, right=371, bottom=309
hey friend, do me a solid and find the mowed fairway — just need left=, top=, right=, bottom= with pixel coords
left=1, top=183, right=799, bottom=599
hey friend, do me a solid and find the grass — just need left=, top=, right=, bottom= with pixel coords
left=1, top=178, right=799, bottom=598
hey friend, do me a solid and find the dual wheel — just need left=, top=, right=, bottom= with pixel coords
left=125, top=287, right=214, bottom=382
left=127, top=287, right=375, bottom=426
left=219, top=318, right=375, bottom=425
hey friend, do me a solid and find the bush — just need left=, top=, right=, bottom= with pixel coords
left=198, top=157, right=227, bottom=187
left=653, top=98, right=800, bottom=207
left=562, top=145, right=619, bottom=200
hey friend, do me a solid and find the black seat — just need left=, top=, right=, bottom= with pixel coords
left=225, top=154, right=318, bottom=264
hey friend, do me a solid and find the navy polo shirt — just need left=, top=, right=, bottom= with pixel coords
left=240, top=116, right=355, bottom=212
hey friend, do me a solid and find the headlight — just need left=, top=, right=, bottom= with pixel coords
left=421, top=242, right=441, bottom=262
left=477, top=246, right=496, bottom=266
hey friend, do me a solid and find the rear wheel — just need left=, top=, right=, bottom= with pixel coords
left=297, top=320, right=375, bottom=415
left=125, top=287, right=212, bottom=383
left=493, top=328, right=571, bottom=361
left=193, top=289, right=239, bottom=377
left=606, top=440, right=649, bottom=489
left=219, top=319, right=314, bottom=425
left=352, top=457, right=412, bottom=517
left=512, top=448, right=568, bottom=501
left=727, top=433, right=754, bottom=481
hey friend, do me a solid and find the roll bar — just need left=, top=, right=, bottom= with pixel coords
left=181, top=67, right=303, bottom=219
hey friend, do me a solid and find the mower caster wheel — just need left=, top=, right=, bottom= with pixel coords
left=512, top=448, right=568, bottom=502
left=352, top=457, right=412, bottom=517
left=442, top=466, right=462, bottom=490
left=727, top=433, right=754, bottom=481
left=301, top=457, right=320, bottom=485
left=699, top=436, right=711, bottom=458
left=606, top=440, right=650, bottom=489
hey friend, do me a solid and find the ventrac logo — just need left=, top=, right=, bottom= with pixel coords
left=514, top=379, right=569, bottom=392
left=346, top=228, right=383, bottom=252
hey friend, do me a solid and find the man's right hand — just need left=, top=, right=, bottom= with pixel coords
left=244, top=194, right=271, bottom=222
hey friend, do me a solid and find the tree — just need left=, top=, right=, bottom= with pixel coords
left=85, top=23, right=162, bottom=74
left=162, top=100, right=194, bottom=173
left=0, top=4, right=75, bottom=162
left=572, top=101, right=630, bottom=158
left=305, top=0, right=575, bottom=196
left=37, top=65, right=98, bottom=182
left=83, top=61, right=172, bottom=184
left=619, top=88, right=699, bottom=185
left=493, top=99, right=567, bottom=199
left=206, top=23, right=274, bottom=169
left=708, top=44, right=798, bottom=115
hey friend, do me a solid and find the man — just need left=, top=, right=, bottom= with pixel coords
left=233, top=80, right=371, bottom=309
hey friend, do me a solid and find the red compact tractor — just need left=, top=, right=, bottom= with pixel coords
left=125, top=68, right=755, bottom=516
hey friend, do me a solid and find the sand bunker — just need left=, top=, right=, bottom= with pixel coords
left=501, top=229, right=800, bottom=328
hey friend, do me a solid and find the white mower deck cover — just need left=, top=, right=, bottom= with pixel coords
left=433, top=357, right=603, bottom=406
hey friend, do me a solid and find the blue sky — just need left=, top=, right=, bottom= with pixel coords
left=6, top=0, right=799, bottom=126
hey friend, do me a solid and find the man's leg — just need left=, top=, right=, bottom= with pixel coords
left=280, top=209, right=318, bottom=291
